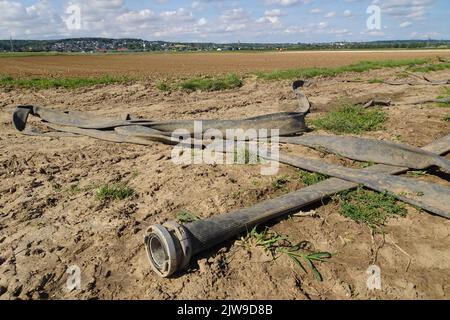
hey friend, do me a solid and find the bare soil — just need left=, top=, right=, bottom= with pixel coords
left=1, top=50, right=450, bottom=78
left=0, top=58, right=449, bottom=300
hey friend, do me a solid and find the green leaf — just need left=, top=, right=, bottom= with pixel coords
left=287, top=254, right=307, bottom=274
left=305, top=258, right=323, bottom=282
left=308, top=252, right=332, bottom=262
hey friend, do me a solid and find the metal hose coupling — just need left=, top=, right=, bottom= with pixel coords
left=144, top=221, right=192, bottom=278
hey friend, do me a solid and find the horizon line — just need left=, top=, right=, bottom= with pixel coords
left=2, top=37, right=450, bottom=45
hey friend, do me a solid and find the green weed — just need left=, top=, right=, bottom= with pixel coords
left=255, top=59, right=429, bottom=81
left=0, top=75, right=127, bottom=89
left=96, top=184, right=135, bottom=201
left=247, top=227, right=332, bottom=281
left=311, top=104, right=386, bottom=134
left=179, top=74, right=242, bottom=91
left=335, top=188, right=407, bottom=230
left=297, top=170, right=329, bottom=186
left=177, top=210, right=201, bottom=223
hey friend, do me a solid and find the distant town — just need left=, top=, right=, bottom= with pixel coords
left=1, top=38, right=450, bottom=53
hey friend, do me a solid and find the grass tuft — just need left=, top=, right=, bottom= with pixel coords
left=179, top=74, right=242, bottom=91
left=311, top=104, right=386, bottom=134
left=407, top=170, right=427, bottom=177
left=156, top=81, right=171, bottom=91
left=0, top=75, right=126, bottom=89
left=297, top=170, right=329, bottom=186
left=255, top=59, right=429, bottom=81
left=96, top=184, right=135, bottom=201
left=67, top=185, right=83, bottom=195
left=177, top=210, right=200, bottom=223
left=409, top=62, right=450, bottom=73
left=335, top=188, right=407, bottom=230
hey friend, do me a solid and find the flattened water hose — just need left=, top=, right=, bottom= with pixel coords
left=274, top=153, right=450, bottom=219
left=12, top=81, right=311, bottom=143
left=411, top=97, right=450, bottom=105
left=280, top=135, right=450, bottom=172
left=144, top=134, right=450, bottom=277
left=12, top=105, right=309, bottom=142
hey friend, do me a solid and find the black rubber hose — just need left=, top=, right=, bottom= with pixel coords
left=144, top=182, right=335, bottom=278
left=144, top=134, right=450, bottom=278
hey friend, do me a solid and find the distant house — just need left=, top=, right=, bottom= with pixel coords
left=117, top=47, right=129, bottom=52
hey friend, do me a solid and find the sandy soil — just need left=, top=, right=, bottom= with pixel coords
left=1, top=50, right=450, bottom=78
left=0, top=64, right=449, bottom=300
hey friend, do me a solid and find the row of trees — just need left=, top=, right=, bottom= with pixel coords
left=1, top=38, right=449, bottom=53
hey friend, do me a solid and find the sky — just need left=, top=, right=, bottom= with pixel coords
left=0, top=0, right=449, bottom=43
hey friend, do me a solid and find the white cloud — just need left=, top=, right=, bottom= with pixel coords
left=265, top=9, right=284, bottom=17
left=0, top=0, right=65, bottom=38
left=117, top=9, right=155, bottom=24
left=256, top=8, right=285, bottom=26
left=317, top=21, right=328, bottom=29
left=160, top=8, right=194, bottom=21
left=191, top=1, right=201, bottom=9
left=197, top=17, right=207, bottom=26
left=220, top=8, right=248, bottom=23
left=343, top=9, right=353, bottom=18
left=399, top=21, right=412, bottom=28
left=328, top=28, right=349, bottom=35
left=265, top=0, right=300, bottom=7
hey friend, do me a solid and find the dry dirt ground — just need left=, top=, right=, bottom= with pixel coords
left=0, top=62, right=449, bottom=300
left=1, top=50, right=450, bottom=78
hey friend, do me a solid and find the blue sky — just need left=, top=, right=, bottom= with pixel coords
left=0, top=0, right=449, bottom=42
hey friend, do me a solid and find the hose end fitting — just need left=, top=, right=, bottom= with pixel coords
left=144, top=221, right=192, bottom=278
